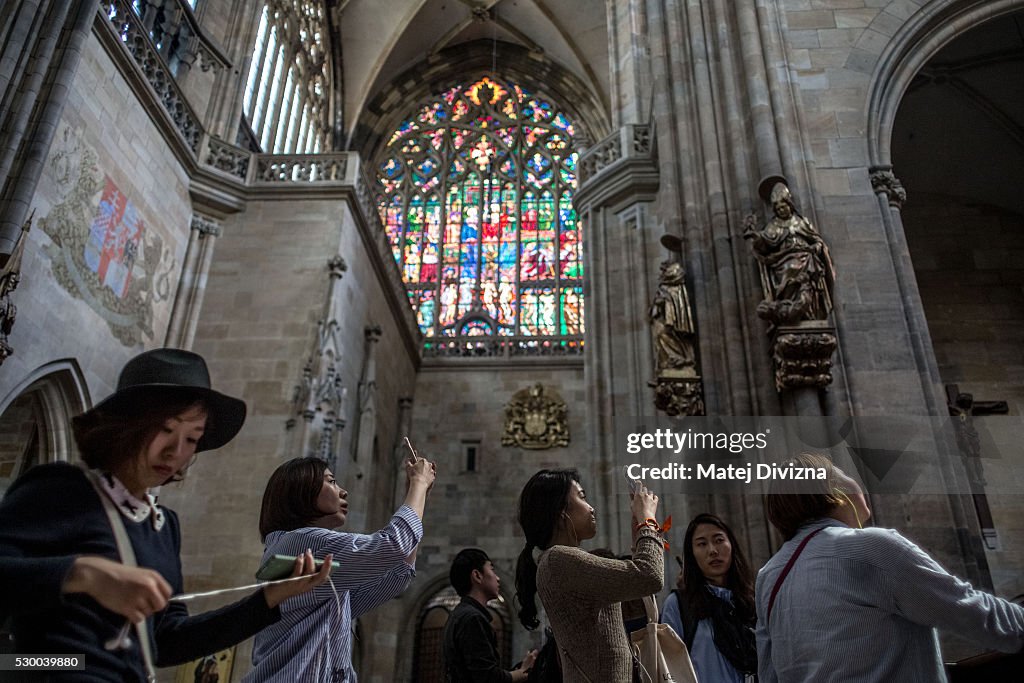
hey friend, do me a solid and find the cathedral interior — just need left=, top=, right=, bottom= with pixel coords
left=1, top=0, right=1023, bottom=680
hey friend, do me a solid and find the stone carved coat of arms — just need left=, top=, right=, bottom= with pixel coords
left=502, top=383, right=570, bottom=450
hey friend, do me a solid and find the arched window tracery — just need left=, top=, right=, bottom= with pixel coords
left=242, top=0, right=330, bottom=153
left=375, top=77, right=584, bottom=354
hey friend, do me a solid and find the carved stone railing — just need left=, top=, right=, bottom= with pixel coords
left=202, top=135, right=251, bottom=180
left=577, top=124, right=651, bottom=185
left=254, top=153, right=350, bottom=183
left=100, top=0, right=203, bottom=151
left=423, top=336, right=585, bottom=359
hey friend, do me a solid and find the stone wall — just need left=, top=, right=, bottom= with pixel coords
left=157, top=196, right=418, bottom=680
left=360, top=365, right=586, bottom=681
left=0, top=28, right=192, bottom=414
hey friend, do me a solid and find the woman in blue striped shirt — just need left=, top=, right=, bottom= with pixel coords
left=245, top=454, right=436, bottom=682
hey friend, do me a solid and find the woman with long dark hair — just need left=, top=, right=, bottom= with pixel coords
left=662, top=513, right=756, bottom=682
left=245, top=452, right=435, bottom=681
left=514, top=469, right=664, bottom=682
left=0, top=348, right=329, bottom=681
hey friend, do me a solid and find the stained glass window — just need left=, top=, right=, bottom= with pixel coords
left=376, top=77, right=584, bottom=351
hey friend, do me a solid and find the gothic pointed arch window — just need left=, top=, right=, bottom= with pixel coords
left=241, top=0, right=331, bottom=153
left=375, top=77, right=584, bottom=356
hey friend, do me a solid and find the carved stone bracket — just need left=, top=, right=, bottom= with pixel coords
left=502, top=383, right=570, bottom=450
left=769, top=323, right=837, bottom=392
left=869, top=167, right=907, bottom=209
left=650, top=376, right=705, bottom=417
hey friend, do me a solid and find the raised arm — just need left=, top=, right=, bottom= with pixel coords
left=882, top=530, right=1024, bottom=652
left=548, top=530, right=664, bottom=604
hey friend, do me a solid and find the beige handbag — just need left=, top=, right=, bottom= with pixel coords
left=629, top=595, right=699, bottom=683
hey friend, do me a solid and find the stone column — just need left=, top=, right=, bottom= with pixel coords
left=575, top=123, right=672, bottom=547
left=0, top=1, right=98, bottom=255
left=390, top=396, right=414, bottom=511
left=165, top=214, right=222, bottom=348
left=870, top=166, right=992, bottom=591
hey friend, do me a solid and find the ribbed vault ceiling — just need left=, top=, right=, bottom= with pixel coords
left=333, top=0, right=609, bottom=140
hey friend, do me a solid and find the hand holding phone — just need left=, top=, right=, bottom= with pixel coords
left=256, top=554, right=340, bottom=581
left=623, top=467, right=642, bottom=496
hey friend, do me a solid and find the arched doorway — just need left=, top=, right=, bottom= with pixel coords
left=412, top=585, right=511, bottom=682
left=0, top=360, right=90, bottom=498
left=890, top=9, right=1024, bottom=600
left=0, top=359, right=89, bottom=653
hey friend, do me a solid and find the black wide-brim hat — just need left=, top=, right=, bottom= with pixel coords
left=88, top=348, right=247, bottom=452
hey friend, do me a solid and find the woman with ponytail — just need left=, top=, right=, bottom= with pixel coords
left=514, top=469, right=664, bottom=682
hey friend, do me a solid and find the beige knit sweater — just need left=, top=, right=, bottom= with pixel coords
left=536, top=528, right=665, bottom=682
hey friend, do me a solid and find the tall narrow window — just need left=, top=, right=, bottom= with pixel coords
left=375, top=77, right=584, bottom=353
left=242, top=1, right=331, bottom=153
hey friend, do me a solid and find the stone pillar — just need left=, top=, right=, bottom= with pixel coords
left=575, top=123, right=665, bottom=547
left=0, top=1, right=98, bottom=255
left=390, top=396, right=414, bottom=511
left=343, top=325, right=381, bottom=532
left=165, top=214, right=222, bottom=349
left=202, top=0, right=264, bottom=141
left=870, top=166, right=992, bottom=591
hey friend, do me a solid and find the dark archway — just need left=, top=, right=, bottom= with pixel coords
left=891, top=9, right=1024, bottom=602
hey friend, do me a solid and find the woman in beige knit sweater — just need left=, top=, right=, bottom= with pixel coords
left=514, top=469, right=665, bottom=682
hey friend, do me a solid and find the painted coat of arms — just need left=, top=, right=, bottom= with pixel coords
left=40, top=125, right=176, bottom=345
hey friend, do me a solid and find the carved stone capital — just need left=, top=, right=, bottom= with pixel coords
left=770, top=323, right=837, bottom=391
left=869, top=167, right=907, bottom=208
left=190, top=214, right=222, bottom=237
left=328, top=255, right=347, bottom=279
left=650, top=377, right=705, bottom=417
left=502, top=383, right=570, bottom=449
left=365, top=325, right=383, bottom=343
left=398, top=396, right=414, bottom=410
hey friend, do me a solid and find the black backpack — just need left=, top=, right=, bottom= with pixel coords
left=527, top=628, right=561, bottom=683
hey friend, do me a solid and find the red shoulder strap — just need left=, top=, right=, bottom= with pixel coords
left=767, top=526, right=825, bottom=623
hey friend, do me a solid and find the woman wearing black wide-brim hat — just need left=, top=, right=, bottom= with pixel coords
left=0, top=348, right=332, bottom=681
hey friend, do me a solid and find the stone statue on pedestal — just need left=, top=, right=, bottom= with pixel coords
left=649, top=260, right=697, bottom=377
left=743, top=181, right=834, bottom=326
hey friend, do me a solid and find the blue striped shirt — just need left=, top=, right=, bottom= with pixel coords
left=244, top=505, right=423, bottom=682
left=756, top=519, right=1024, bottom=683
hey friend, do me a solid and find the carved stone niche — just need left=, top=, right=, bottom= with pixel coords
left=770, top=322, right=838, bottom=392
left=502, top=383, right=570, bottom=450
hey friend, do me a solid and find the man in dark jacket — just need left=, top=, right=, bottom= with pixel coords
left=443, top=548, right=537, bottom=682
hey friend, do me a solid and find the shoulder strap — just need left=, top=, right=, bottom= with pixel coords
left=674, top=589, right=699, bottom=652
left=82, top=468, right=158, bottom=683
left=766, top=526, right=825, bottom=623
left=559, top=643, right=594, bottom=683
